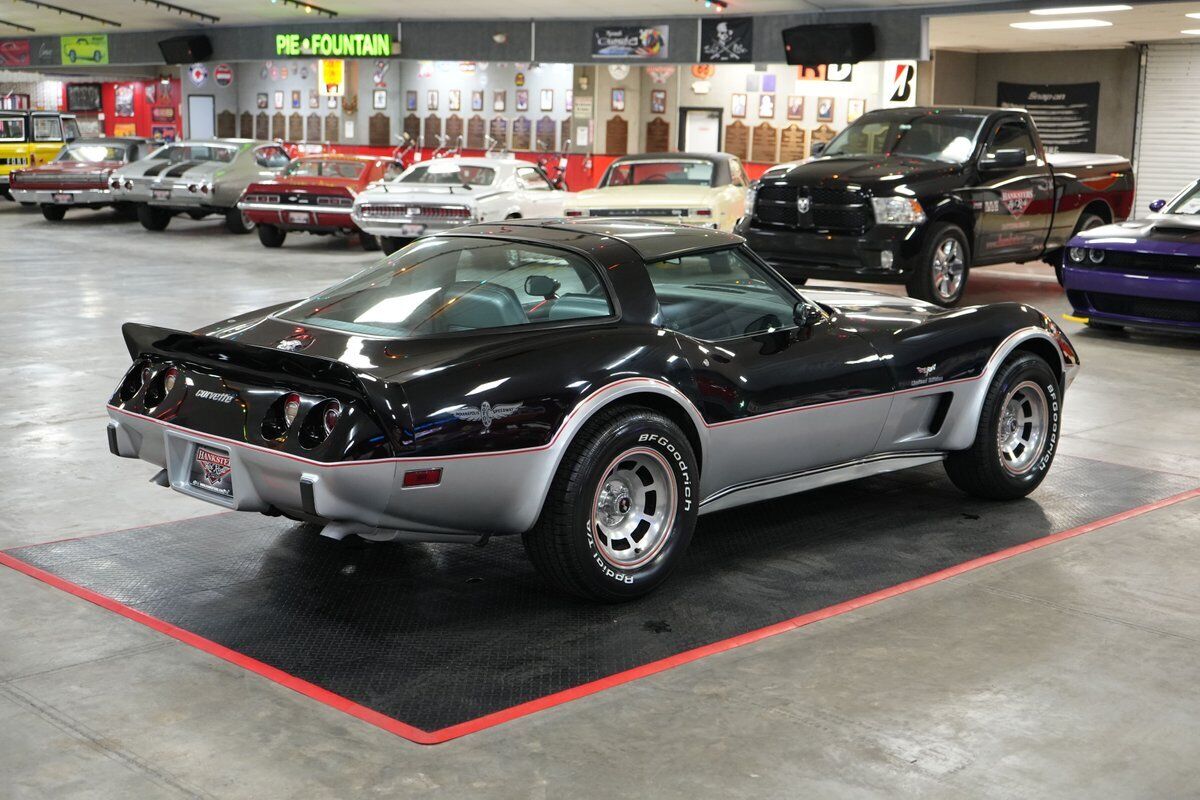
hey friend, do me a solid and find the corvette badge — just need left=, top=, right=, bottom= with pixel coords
left=450, top=401, right=522, bottom=432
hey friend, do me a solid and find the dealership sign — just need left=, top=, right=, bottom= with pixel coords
left=275, top=32, right=392, bottom=57
left=592, top=25, right=669, bottom=60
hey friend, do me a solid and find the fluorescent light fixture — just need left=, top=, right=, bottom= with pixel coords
left=1182, top=28, right=1200, bottom=34
left=1030, top=4, right=1131, bottom=14
left=1186, top=12, right=1200, bottom=18
left=1010, top=18, right=1113, bottom=29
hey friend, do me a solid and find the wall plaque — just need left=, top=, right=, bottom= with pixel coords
left=723, top=120, right=748, bottom=160
left=606, top=115, right=628, bottom=155
left=512, top=117, right=532, bottom=150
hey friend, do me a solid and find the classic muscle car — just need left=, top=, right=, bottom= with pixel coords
left=0, top=111, right=81, bottom=201
left=1063, top=179, right=1200, bottom=333
left=10, top=137, right=149, bottom=221
left=106, top=219, right=1078, bottom=601
left=738, top=107, right=1134, bottom=307
left=238, top=154, right=402, bottom=250
left=109, top=139, right=292, bottom=233
left=564, top=153, right=749, bottom=232
left=351, top=157, right=566, bottom=254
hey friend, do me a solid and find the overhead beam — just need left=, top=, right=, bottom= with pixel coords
left=129, top=0, right=220, bottom=25
left=12, top=0, right=122, bottom=28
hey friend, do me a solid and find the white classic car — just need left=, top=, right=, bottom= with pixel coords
left=351, top=157, right=567, bottom=253
left=563, top=153, right=750, bottom=232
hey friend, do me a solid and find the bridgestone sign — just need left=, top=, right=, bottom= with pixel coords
left=275, top=33, right=393, bottom=57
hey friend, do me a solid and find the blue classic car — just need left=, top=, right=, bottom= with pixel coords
left=1063, top=179, right=1200, bottom=333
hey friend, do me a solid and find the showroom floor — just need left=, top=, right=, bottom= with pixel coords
left=1, top=203, right=1198, bottom=799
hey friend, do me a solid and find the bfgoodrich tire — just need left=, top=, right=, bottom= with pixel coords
left=944, top=353, right=1061, bottom=500
left=907, top=222, right=971, bottom=307
left=523, top=407, right=699, bottom=602
left=136, top=203, right=172, bottom=231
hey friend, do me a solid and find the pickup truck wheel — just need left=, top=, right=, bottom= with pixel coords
left=136, top=204, right=172, bottom=231
left=943, top=353, right=1060, bottom=500
left=359, top=232, right=381, bottom=251
left=1056, top=212, right=1106, bottom=285
left=40, top=204, right=67, bottom=221
left=908, top=223, right=970, bottom=307
left=522, top=407, right=698, bottom=602
left=224, top=208, right=256, bottom=234
left=257, top=224, right=286, bottom=248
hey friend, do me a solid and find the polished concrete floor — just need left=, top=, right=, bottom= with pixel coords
left=1, top=203, right=1198, bottom=799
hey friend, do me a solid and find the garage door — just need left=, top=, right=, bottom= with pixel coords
left=1134, top=43, right=1200, bottom=212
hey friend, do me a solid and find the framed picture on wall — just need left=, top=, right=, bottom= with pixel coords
left=309, top=89, right=319, bottom=108
left=373, top=89, right=387, bottom=110
left=650, top=89, right=666, bottom=115
left=730, top=93, right=747, bottom=118
left=516, top=89, right=528, bottom=112
left=427, top=90, right=439, bottom=111
left=816, top=97, right=835, bottom=123
left=449, top=89, right=461, bottom=112
left=150, top=106, right=176, bottom=123
left=150, top=124, right=177, bottom=142
left=847, top=98, right=866, bottom=123
left=565, top=89, right=573, bottom=112
left=291, top=90, right=301, bottom=109
left=326, top=96, right=337, bottom=109
left=540, top=88, right=554, bottom=112
left=611, top=88, right=625, bottom=113
left=471, top=90, right=484, bottom=111
left=493, top=90, right=506, bottom=112
left=786, top=96, right=804, bottom=120
left=114, top=85, right=135, bottom=118
left=758, top=93, right=775, bottom=119
left=273, top=90, right=284, bottom=109
left=405, top=90, right=417, bottom=112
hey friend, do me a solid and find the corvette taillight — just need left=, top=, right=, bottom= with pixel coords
left=162, top=367, right=179, bottom=395
left=118, top=361, right=150, bottom=401
left=143, top=364, right=177, bottom=407
left=283, top=393, right=301, bottom=428
left=322, top=401, right=341, bottom=434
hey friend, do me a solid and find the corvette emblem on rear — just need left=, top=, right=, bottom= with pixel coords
left=450, top=401, right=522, bottom=432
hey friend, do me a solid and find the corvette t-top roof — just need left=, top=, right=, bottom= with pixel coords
left=447, top=218, right=745, bottom=262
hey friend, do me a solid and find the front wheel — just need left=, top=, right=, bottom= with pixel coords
left=224, top=207, right=255, bottom=234
left=523, top=407, right=699, bottom=602
left=907, top=223, right=970, bottom=307
left=943, top=353, right=1061, bottom=500
left=40, top=204, right=67, bottom=221
left=257, top=224, right=286, bottom=248
left=136, top=203, right=172, bottom=231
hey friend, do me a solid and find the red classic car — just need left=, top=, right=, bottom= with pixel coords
left=237, top=154, right=402, bottom=250
left=10, top=137, right=150, bottom=221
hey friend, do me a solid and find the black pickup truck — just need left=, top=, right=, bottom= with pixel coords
left=737, top=106, right=1136, bottom=306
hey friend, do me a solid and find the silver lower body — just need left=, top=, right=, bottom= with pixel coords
left=10, top=187, right=112, bottom=205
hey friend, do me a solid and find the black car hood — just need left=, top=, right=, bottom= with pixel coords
left=803, top=285, right=941, bottom=332
left=766, top=156, right=961, bottom=189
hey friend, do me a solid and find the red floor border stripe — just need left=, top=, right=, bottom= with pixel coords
left=2, top=486, right=1197, bottom=746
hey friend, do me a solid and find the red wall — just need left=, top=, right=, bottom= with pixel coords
left=63, top=79, right=181, bottom=140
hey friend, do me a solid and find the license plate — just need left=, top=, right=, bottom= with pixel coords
left=51, top=192, right=74, bottom=204
left=189, top=445, right=234, bottom=498
left=287, top=211, right=312, bottom=225
left=152, top=188, right=171, bottom=201
left=400, top=223, right=426, bottom=237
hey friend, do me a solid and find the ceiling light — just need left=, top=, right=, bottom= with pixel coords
left=1010, top=18, right=1113, bottom=29
left=1187, top=13, right=1200, bottom=18
left=1029, top=4, right=1131, bottom=14
left=1182, top=28, right=1200, bottom=34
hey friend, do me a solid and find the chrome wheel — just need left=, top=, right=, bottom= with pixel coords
left=241, top=210, right=256, bottom=231
left=931, top=237, right=965, bottom=302
left=997, top=380, right=1049, bottom=476
left=591, top=448, right=677, bottom=570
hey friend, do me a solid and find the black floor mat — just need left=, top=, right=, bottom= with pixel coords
left=5, top=456, right=1192, bottom=739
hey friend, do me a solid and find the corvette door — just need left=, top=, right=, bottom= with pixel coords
left=647, top=247, right=894, bottom=498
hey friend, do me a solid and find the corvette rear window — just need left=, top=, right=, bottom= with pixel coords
left=280, top=237, right=612, bottom=337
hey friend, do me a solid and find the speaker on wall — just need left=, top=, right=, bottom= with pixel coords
left=781, top=24, right=876, bottom=65
left=158, top=35, right=213, bottom=64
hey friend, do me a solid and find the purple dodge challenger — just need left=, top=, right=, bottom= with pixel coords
left=1063, top=179, right=1200, bottom=333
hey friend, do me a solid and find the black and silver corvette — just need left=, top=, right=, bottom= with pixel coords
left=107, top=219, right=1079, bottom=601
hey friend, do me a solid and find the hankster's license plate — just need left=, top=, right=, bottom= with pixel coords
left=189, top=445, right=234, bottom=498
left=287, top=211, right=312, bottom=225
left=399, top=223, right=426, bottom=237
left=51, top=192, right=74, bottom=204
left=152, top=188, right=171, bottom=201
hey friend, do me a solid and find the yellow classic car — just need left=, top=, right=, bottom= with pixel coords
left=563, top=153, right=749, bottom=232
left=0, top=111, right=80, bottom=201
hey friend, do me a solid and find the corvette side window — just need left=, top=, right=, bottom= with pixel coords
left=645, top=248, right=798, bottom=341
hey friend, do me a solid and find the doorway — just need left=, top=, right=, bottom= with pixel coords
left=678, top=107, right=722, bottom=152
left=186, top=94, right=215, bottom=139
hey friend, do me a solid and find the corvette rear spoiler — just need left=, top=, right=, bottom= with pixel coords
left=121, top=322, right=365, bottom=395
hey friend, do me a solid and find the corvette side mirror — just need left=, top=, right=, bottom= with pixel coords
left=1149, top=199, right=1166, bottom=212
left=524, top=275, right=561, bottom=299
left=793, top=301, right=821, bottom=329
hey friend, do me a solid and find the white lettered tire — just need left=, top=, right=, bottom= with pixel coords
left=523, top=407, right=699, bottom=601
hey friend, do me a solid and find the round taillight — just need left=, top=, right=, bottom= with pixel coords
left=200, top=183, right=209, bottom=194
left=162, top=367, right=179, bottom=394
left=187, top=183, right=197, bottom=193
left=283, top=393, right=301, bottom=427
left=140, top=365, right=153, bottom=386
left=322, top=401, right=342, bottom=434
left=123, top=179, right=132, bottom=190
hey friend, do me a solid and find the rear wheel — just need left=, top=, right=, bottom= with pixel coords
left=136, top=203, right=172, bottom=231
left=40, top=204, right=66, bottom=221
left=907, top=223, right=970, bottom=307
left=224, top=207, right=255, bottom=234
left=380, top=236, right=410, bottom=255
left=944, top=353, right=1061, bottom=500
left=257, top=224, right=286, bottom=248
left=523, top=407, right=698, bottom=602
left=359, top=232, right=381, bottom=251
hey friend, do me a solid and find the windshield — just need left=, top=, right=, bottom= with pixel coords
left=148, top=144, right=238, bottom=163
left=279, top=237, right=612, bottom=337
left=56, top=143, right=127, bottom=163
left=286, top=159, right=367, bottom=179
left=822, top=113, right=984, bottom=163
left=604, top=160, right=715, bottom=187
left=1166, top=182, right=1200, bottom=215
left=399, top=164, right=495, bottom=186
